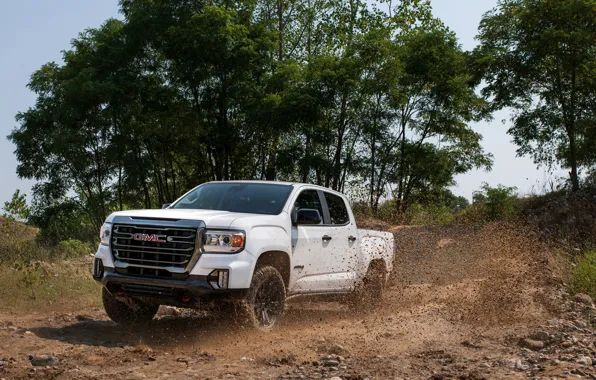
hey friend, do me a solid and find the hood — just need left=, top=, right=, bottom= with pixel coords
left=105, top=208, right=266, bottom=229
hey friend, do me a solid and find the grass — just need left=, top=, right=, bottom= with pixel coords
left=0, top=217, right=100, bottom=314
left=0, top=258, right=101, bottom=313
left=570, top=251, right=596, bottom=300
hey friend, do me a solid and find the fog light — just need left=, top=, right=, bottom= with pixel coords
left=208, top=269, right=229, bottom=289
left=93, top=258, right=104, bottom=280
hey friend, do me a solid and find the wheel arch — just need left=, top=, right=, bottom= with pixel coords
left=254, top=250, right=291, bottom=288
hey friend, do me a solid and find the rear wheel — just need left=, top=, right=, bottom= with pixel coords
left=237, top=266, right=286, bottom=331
left=102, top=287, right=159, bottom=326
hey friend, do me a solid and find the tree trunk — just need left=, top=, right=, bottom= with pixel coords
left=332, top=90, right=348, bottom=190
left=396, top=117, right=407, bottom=213
left=568, top=128, right=580, bottom=192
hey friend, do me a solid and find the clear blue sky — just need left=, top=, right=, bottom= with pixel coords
left=0, top=0, right=563, bottom=207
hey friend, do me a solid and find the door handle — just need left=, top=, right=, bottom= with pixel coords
left=322, top=235, right=332, bottom=242
left=348, top=235, right=357, bottom=242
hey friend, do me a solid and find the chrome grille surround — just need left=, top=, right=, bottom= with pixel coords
left=110, top=216, right=205, bottom=277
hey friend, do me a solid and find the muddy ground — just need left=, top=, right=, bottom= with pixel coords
left=1, top=223, right=595, bottom=379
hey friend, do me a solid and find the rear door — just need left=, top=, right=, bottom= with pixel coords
left=320, top=191, right=359, bottom=291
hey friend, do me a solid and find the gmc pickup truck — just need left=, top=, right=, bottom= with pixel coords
left=93, top=181, right=394, bottom=330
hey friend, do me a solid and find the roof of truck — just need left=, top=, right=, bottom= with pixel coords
left=206, top=180, right=347, bottom=196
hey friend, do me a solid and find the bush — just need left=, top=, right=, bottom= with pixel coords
left=56, top=239, right=93, bottom=259
left=405, top=202, right=454, bottom=225
left=29, top=199, right=97, bottom=245
left=570, top=251, right=596, bottom=300
left=472, top=183, right=520, bottom=221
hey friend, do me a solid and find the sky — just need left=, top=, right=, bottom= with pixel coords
left=0, top=0, right=564, bottom=208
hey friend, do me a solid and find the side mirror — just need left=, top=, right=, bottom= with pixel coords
left=162, top=203, right=171, bottom=209
left=294, top=209, right=322, bottom=225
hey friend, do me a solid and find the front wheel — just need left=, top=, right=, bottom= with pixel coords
left=102, top=287, right=159, bottom=326
left=237, top=266, right=286, bottom=331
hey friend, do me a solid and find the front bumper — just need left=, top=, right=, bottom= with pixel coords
left=94, top=243, right=257, bottom=289
left=99, top=268, right=247, bottom=298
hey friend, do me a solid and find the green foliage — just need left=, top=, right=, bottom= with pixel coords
left=56, top=240, right=93, bottom=259
left=404, top=202, right=455, bottom=225
left=2, top=190, right=30, bottom=222
left=353, top=197, right=457, bottom=226
left=570, top=251, right=596, bottom=300
left=476, top=0, right=596, bottom=191
left=472, top=183, right=519, bottom=221
left=29, top=198, right=96, bottom=245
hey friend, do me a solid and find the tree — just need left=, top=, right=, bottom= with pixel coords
left=2, top=190, right=30, bottom=222
left=476, top=0, right=596, bottom=192
left=389, top=27, right=493, bottom=212
left=9, top=0, right=494, bottom=241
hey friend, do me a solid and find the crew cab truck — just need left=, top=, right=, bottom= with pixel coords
left=93, top=181, right=394, bottom=330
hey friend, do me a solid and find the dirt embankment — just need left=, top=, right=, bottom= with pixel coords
left=0, top=223, right=592, bottom=380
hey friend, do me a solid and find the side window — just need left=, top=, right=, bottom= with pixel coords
left=324, top=192, right=350, bottom=225
left=294, top=190, right=324, bottom=220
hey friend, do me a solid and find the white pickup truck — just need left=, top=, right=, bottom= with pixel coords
left=93, top=181, right=394, bottom=329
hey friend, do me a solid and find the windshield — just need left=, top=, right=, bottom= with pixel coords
left=171, top=182, right=293, bottom=215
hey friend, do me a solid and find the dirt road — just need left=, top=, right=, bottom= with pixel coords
left=1, top=223, right=594, bottom=379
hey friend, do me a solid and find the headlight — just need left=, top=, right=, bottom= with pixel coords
left=100, top=222, right=112, bottom=246
left=203, top=230, right=245, bottom=253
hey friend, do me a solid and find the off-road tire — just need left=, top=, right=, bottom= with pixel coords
left=102, top=287, right=159, bottom=326
left=352, top=261, right=386, bottom=308
left=237, top=266, right=286, bottom=331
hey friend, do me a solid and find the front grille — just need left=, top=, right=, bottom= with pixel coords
left=111, top=223, right=198, bottom=277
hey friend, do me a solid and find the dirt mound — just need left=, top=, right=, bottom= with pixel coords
left=522, top=188, right=596, bottom=250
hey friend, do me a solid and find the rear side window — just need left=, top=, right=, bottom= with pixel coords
left=294, top=190, right=324, bottom=218
left=324, top=192, right=350, bottom=225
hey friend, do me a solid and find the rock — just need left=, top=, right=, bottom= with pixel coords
left=562, top=341, right=573, bottom=348
left=575, top=293, right=595, bottom=308
left=327, top=343, right=349, bottom=355
left=499, top=358, right=519, bottom=369
left=29, top=355, right=58, bottom=366
left=329, top=377, right=342, bottom=380
left=572, top=368, right=587, bottom=376
left=520, top=338, right=545, bottom=351
left=479, top=362, right=491, bottom=368
left=577, top=356, right=593, bottom=366
left=517, top=363, right=530, bottom=371
left=75, top=315, right=92, bottom=322
left=323, top=360, right=340, bottom=367
left=529, top=331, right=550, bottom=342
left=240, top=357, right=254, bottom=362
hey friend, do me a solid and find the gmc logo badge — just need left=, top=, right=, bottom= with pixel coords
left=133, top=233, right=167, bottom=243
